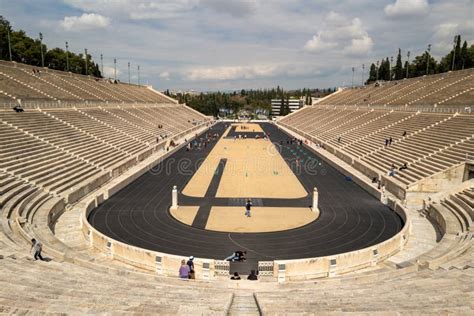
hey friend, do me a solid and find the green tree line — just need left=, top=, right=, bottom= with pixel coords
left=367, top=35, right=474, bottom=83
left=164, top=87, right=334, bottom=116
left=0, top=16, right=101, bottom=77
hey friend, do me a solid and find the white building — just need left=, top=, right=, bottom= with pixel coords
left=271, top=98, right=304, bottom=116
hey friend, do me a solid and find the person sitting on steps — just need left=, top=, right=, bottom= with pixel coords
left=230, top=272, right=241, bottom=280
left=247, top=270, right=258, bottom=280
left=399, top=162, right=408, bottom=171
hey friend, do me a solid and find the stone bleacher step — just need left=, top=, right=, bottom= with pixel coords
left=228, top=293, right=260, bottom=316
left=0, top=181, right=30, bottom=207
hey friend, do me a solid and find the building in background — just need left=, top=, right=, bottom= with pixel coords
left=271, top=98, right=304, bottom=116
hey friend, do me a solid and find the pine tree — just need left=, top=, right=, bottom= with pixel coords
left=285, top=95, right=290, bottom=115
left=454, top=35, right=462, bottom=70
left=395, top=48, right=403, bottom=80
left=367, top=63, right=377, bottom=83
left=460, top=40, right=468, bottom=69
left=378, top=58, right=390, bottom=81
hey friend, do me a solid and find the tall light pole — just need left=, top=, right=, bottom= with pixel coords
left=65, top=41, right=69, bottom=71
left=406, top=51, right=410, bottom=79
left=452, top=35, right=458, bottom=71
left=128, top=62, right=131, bottom=84
left=361, top=64, right=365, bottom=86
left=39, top=32, right=44, bottom=67
left=84, top=48, right=88, bottom=75
left=390, top=56, right=393, bottom=81
left=100, top=54, right=103, bottom=77
left=426, top=44, right=431, bottom=75
left=114, top=58, right=117, bottom=81
left=376, top=60, right=379, bottom=81
left=137, top=65, right=140, bottom=85
left=351, top=67, right=355, bottom=88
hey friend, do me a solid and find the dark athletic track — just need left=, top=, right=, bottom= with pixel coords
left=88, top=122, right=403, bottom=261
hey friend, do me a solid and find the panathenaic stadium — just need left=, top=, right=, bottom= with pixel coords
left=0, top=59, right=473, bottom=314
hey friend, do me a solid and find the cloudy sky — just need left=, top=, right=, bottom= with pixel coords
left=1, top=0, right=472, bottom=91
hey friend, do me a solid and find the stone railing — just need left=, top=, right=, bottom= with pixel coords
left=292, top=103, right=472, bottom=114
left=78, top=120, right=409, bottom=281
left=274, top=201, right=409, bottom=281
left=0, top=101, right=181, bottom=109
left=81, top=192, right=408, bottom=281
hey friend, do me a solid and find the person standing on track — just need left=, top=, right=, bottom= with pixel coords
left=245, top=199, right=252, bottom=217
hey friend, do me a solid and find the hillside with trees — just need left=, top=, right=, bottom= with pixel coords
left=165, top=87, right=334, bottom=117
left=0, top=16, right=101, bottom=77
left=367, top=35, right=473, bottom=83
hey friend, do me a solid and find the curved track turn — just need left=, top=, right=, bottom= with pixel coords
left=88, top=123, right=403, bottom=261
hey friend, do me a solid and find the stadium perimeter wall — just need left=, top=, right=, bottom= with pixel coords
left=76, top=121, right=410, bottom=281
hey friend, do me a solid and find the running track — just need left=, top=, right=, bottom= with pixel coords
left=88, top=122, right=403, bottom=261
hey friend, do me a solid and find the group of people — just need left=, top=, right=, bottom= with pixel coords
left=230, top=270, right=258, bottom=281
left=385, top=131, right=408, bottom=146
left=156, top=134, right=168, bottom=142
left=284, top=137, right=304, bottom=146
left=179, top=253, right=258, bottom=281
left=186, top=132, right=220, bottom=151
left=388, top=162, right=408, bottom=176
left=179, top=256, right=196, bottom=279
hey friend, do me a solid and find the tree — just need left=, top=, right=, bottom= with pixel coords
left=412, top=52, right=437, bottom=76
left=0, top=16, right=13, bottom=61
left=0, top=16, right=101, bottom=77
left=367, top=63, right=377, bottom=83
left=279, top=97, right=285, bottom=115
left=454, top=35, right=462, bottom=70
left=364, top=36, right=473, bottom=81
left=460, top=40, right=469, bottom=69
left=378, top=58, right=390, bottom=81
left=395, top=48, right=403, bottom=80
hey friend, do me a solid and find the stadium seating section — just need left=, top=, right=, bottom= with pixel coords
left=0, top=61, right=172, bottom=104
left=318, top=68, right=473, bottom=108
left=0, top=62, right=473, bottom=313
left=280, top=107, right=474, bottom=187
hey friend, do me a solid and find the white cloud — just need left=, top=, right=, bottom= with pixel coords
left=431, top=21, right=474, bottom=54
left=304, top=12, right=373, bottom=55
left=385, top=0, right=430, bottom=18
left=186, top=65, right=278, bottom=81
left=304, top=33, right=338, bottom=52
left=184, top=63, right=328, bottom=81
left=11, top=0, right=468, bottom=90
left=159, top=71, right=171, bottom=80
left=60, top=13, right=110, bottom=31
left=200, top=0, right=257, bottom=17
left=63, top=0, right=198, bottom=20
left=102, top=66, right=119, bottom=79
left=344, top=35, right=374, bottom=55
